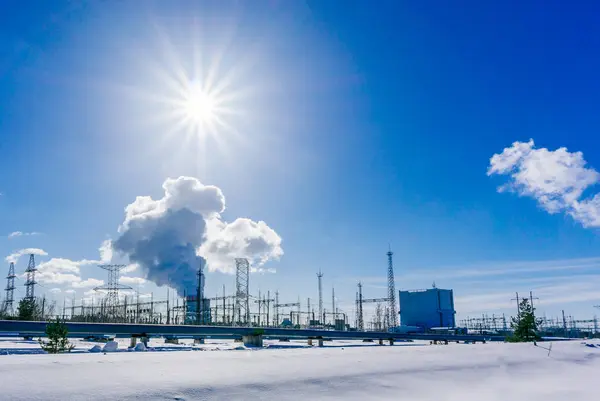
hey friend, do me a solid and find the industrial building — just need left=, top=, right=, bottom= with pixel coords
left=185, top=295, right=211, bottom=324
left=399, top=287, right=456, bottom=330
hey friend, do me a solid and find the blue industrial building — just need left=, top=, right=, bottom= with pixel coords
left=185, top=295, right=211, bottom=324
left=399, top=287, right=456, bottom=330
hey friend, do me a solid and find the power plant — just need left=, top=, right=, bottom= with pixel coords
left=1, top=249, right=599, bottom=340
left=399, top=286, right=456, bottom=329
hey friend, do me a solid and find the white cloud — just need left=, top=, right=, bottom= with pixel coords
left=36, top=258, right=98, bottom=285
left=8, top=231, right=42, bottom=239
left=64, top=289, right=76, bottom=294
left=113, top=176, right=283, bottom=297
left=200, top=217, right=283, bottom=273
left=72, top=278, right=104, bottom=289
left=488, top=139, right=600, bottom=227
left=83, top=289, right=100, bottom=297
left=120, top=276, right=146, bottom=285
left=99, top=239, right=113, bottom=263
left=49, top=288, right=61, bottom=294
left=5, top=248, right=48, bottom=264
left=121, top=264, right=138, bottom=273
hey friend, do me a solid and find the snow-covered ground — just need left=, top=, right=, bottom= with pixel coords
left=1, top=337, right=598, bottom=400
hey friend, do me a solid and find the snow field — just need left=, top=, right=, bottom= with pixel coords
left=0, top=338, right=598, bottom=400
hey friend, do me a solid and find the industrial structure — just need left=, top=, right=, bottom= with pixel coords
left=234, top=258, right=250, bottom=326
left=2, top=247, right=599, bottom=341
left=386, top=246, right=398, bottom=327
left=1, top=262, right=15, bottom=316
left=399, top=286, right=456, bottom=329
left=185, top=260, right=211, bottom=325
left=93, top=264, right=132, bottom=321
left=317, top=270, right=323, bottom=325
left=24, top=255, right=37, bottom=302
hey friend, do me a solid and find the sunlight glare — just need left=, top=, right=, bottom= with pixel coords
left=184, top=84, right=216, bottom=124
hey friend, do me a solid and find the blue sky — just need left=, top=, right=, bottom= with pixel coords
left=2, top=1, right=600, bottom=326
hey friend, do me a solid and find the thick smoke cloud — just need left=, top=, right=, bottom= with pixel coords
left=113, top=177, right=283, bottom=296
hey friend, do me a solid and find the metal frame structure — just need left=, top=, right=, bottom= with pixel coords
left=356, top=282, right=390, bottom=331
left=24, top=255, right=37, bottom=301
left=387, top=247, right=399, bottom=328
left=94, top=264, right=132, bottom=321
left=2, top=263, right=16, bottom=315
left=317, top=270, right=323, bottom=324
left=235, top=258, right=250, bottom=326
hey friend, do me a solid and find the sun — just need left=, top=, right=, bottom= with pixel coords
left=183, top=83, right=217, bottom=124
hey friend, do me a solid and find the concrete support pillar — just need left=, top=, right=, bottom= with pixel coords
left=242, top=334, right=263, bottom=347
left=130, top=337, right=137, bottom=348
left=308, top=339, right=313, bottom=346
left=378, top=339, right=384, bottom=345
left=141, top=336, right=149, bottom=347
left=193, top=337, right=205, bottom=345
left=318, top=339, right=324, bottom=347
left=388, top=339, right=394, bottom=346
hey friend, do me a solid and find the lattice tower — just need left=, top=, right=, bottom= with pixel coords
left=235, top=258, right=250, bottom=326
left=387, top=246, right=399, bottom=327
left=24, top=254, right=37, bottom=301
left=2, top=263, right=16, bottom=315
left=94, top=264, right=132, bottom=321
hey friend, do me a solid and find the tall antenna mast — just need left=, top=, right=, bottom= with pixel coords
left=332, top=287, right=336, bottom=317
left=387, top=245, right=399, bottom=327
left=357, top=282, right=364, bottom=331
left=24, top=254, right=37, bottom=302
left=2, top=263, right=16, bottom=315
left=317, top=269, right=324, bottom=324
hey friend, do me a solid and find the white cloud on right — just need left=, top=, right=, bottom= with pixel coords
left=488, top=139, right=600, bottom=227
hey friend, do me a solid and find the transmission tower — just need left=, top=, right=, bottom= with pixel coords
left=387, top=246, right=399, bottom=327
left=2, top=263, right=16, bottom=315
left=24, top=254, right=37, bottom=301
left=94, top=264, right=132, bottom=321
left=235, top=258, right=250, bottom=326
left=317, top=269, right=323, bottom=324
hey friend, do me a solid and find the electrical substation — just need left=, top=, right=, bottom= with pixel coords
left=1, top=248, right=599, bottom=341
